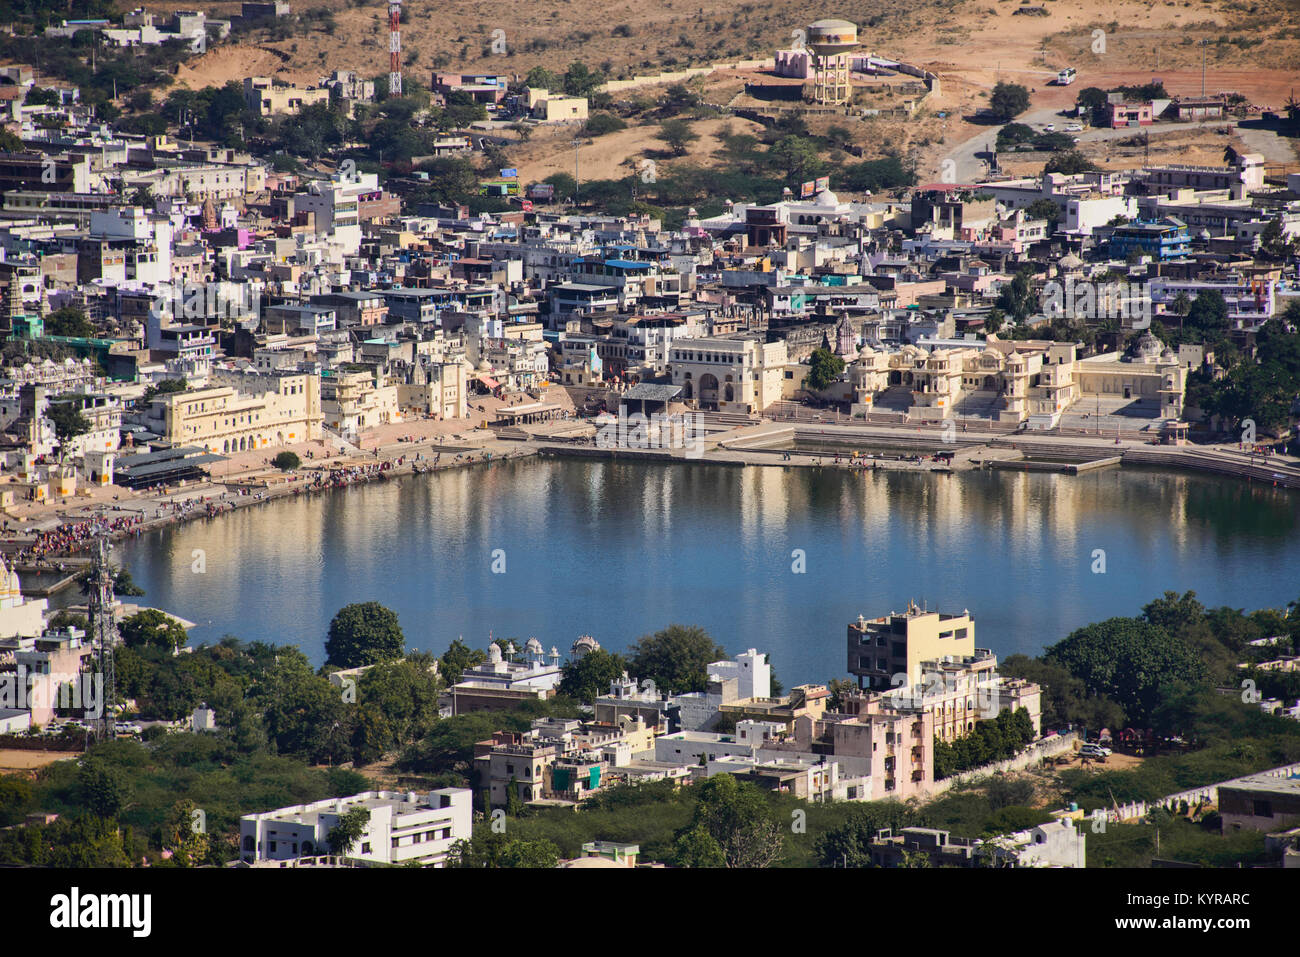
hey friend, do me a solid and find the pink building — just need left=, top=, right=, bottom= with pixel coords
left=1108, top=101, right=1154, bottom=127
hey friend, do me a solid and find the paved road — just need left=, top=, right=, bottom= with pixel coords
left=938, top=109, right=1241, bottom=183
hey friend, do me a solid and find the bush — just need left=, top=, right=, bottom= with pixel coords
left=584, top=112, right=626, bottom=136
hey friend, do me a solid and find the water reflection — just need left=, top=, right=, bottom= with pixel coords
left=117, top=460, right=1300, bottom=684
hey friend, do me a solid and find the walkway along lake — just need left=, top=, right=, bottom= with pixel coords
left=116, top=458, right=1300, bottom=685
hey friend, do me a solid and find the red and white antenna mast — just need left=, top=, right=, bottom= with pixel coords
left=388, top=0, right=403, bottom=97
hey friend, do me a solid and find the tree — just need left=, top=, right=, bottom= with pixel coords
left=677, top=773, right=784, bottom=867
left=1045, top=617, right=1207, bottom=724
left=1043, top=149, right=1098, bottom=175
left=1186, top=290, right=1230, bottom=340
left=562, top=61, right=604, bottom=98
left=163, top=799, right=210, bottom=867
left=996, top=268, right=1039, bottom=323
left=524, top=67, right=562, bottom=92
left=814, top=803, right=918, bottom=867
left=448, top=832, right=559, bottom=867
left=672, top=824, right=726, bottom=867
left=78, top=759, right=129, bottom=818
left=272, top=451, right=300, bottom=471
left=805, top=346, right=846, bottom=391
left=356, top=653, right=442, bottom=747
left=559, top=648, right=629, bottom=702
left=325, top=602, right=405, bottom=668
left=1024, top=197, right=1061, bottom=229
left=327, top=806, right=370, bottom=855
left=47, top=400, right=90, bottom=461
left=438, top=638, right=486, bottom=685
left=659, top=118, right=698, bottom=156
left=0, top=129, right=22, bottom=152
left=988, top=82, right=1030, bottom=121
left=768, top=135, right=825, bottom=183
left=45, top=307, right=95, bottom=338
left=629, top=624, right=725, bottom=693
left=119, top=609, right=188, bottom=652
left=142, top=378, right=188, bottom=402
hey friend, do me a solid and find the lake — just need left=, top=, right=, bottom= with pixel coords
left=115, top=459, right=1300, bottom=685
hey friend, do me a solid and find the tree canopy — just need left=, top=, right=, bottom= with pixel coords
left=324, top=602, right=406, bottom=669
left=629, top=624, right=725, bottom=694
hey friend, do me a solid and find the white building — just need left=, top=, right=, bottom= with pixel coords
left=239, top=788, right=472, bottom=867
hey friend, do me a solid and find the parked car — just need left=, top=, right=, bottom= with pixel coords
left=1065, top=123, right=1083, bottom=132
left=1043, top=123, right=1056, bottom=132
left=1079, top=743, right=1111, bottom=758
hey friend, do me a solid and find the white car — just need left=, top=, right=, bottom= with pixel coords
left=1043, top=123, right=1056, bottom=132
left=1065, top=123, right=1083, bottom=132
left=1079, top=743, right=1112, bottom=758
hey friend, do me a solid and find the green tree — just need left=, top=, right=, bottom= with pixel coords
left=325, top=602, right=405, bottom=668
left=272, top=451, right=300, bottom=471
left=562, top=61, right=604, bottom=97
left=142, top=378, right=188, bottom=402
left=327, top=806, right=370, bottom=855
left=677, top=773, right=784, bottom=867
left=988, top=82, right=1030, bottom=121
left=438, top=638, right=486, bottom=685
left=672, top=823, right=726, bottom=867
left=768, top=134, right=825, bottom=183
left=45, top=307, right=95, bottom=338
left=46, top=400, right=90, bottom=461
left=162, top=799, right=210, bottom=867
left=1024, top=197, right=1061, bottom=228
left=584, top=112, right=626, bottom=136
left=119, top=609, right=188, bottom=652
left=996, top=268, right=1039, bottom=323
left=659, top=118, right=698, bottom=156
left=629, top=624, right=725, bottom=693
left=78, top=758, right=129, bottom=818
left=805, top=346, right=846, bottom=391
left=559, top=648, right=629, bottom=702
left=1045, top=617, right=1207, bottom=725
left=1185, top=290, right=1230, bottom=340
left=1043, top=149, right=1098, bottom=175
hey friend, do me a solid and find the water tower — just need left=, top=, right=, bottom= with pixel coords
left=806, top=18, right=859, bottom=105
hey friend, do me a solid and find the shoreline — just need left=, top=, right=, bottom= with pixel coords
left=10, top=419, right=1298, bottom=567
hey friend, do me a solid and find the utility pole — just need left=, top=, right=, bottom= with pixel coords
left=572, top=137, right=581, bottom=207
left=1201, top=40, right=1208, bottom=97
left=88, top=535, right=118, bottom=741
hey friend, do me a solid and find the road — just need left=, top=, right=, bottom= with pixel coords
left=937, top=109, right=1248, bottom=183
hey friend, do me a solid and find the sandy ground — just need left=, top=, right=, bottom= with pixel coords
left=515, top=115, right=766, bottom=186
left=0, top=749, right=78, bottom=771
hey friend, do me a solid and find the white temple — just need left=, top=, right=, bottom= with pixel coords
left=0, top=554, right=47, bottom=639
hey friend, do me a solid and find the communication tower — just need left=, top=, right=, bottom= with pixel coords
left=389, top=1, right=403, bottom=97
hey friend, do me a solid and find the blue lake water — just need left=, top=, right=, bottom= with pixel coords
left=115, top=459, right=1300, bottom=685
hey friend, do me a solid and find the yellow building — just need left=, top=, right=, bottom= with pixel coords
left=847, top=601, right=976, bottom=691
left=321, top=369, right=399, bottom=438
left=144, top=370, right=322, bottom=454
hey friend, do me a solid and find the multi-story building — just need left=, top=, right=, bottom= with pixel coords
left=138, top=370, right=321, bottom=454
left=669, top=335, right=787, bottom=414
left=847, top=602, right=976, bottom=691
left=238, top=789, right=472, bottom=867
left=319, top=368, right=398, bottom=438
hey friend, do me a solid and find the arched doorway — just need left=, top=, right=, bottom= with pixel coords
left=698, top=373, right=720, bottom=410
